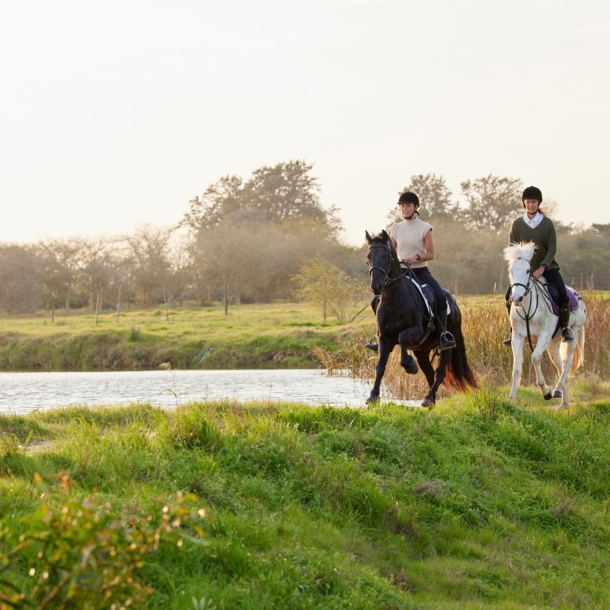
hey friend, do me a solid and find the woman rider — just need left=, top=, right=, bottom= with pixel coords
left=502, top=185, right=574, bottom=345
left=366, top=191, right=456, bottom=351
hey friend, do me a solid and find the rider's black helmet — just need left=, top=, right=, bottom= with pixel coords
left=522, top=186, right=542, bottom=206
left=398, top=191, right=420, bottom=206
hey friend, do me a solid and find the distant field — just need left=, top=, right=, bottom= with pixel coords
left=0, top=301, right=375, bottom=371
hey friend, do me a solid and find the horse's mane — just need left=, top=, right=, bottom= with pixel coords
left=503, top=242, right=536, bottom=266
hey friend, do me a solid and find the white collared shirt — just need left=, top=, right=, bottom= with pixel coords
left=523, top=211, right=544, bottom=229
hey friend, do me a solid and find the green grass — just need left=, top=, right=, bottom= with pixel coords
left=0, top=302, right=373, bottom=371
left=2, top=391, right=610, bottom=608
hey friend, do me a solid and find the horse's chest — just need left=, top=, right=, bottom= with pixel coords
left=377, top=306, right=417, bottom=335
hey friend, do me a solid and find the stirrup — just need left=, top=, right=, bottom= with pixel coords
left=561, top=328, right=574, bottom=342
left=439, top=331, right=456, bottom=351
left=365, top=343, right=379, bottom=352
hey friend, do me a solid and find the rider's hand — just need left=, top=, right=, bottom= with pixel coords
left=532, top=266, right=545, bottom=279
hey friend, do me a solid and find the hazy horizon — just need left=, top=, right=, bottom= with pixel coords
left=2, top=0, right=608, bottom=247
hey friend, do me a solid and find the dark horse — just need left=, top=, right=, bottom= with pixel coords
left=366, top=230, right=477, bottom=406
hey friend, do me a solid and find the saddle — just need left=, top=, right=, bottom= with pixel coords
left=543, top=283, right=579, bottom=314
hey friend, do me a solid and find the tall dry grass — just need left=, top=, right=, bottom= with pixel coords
left=314, top=291, right=610, bottom=400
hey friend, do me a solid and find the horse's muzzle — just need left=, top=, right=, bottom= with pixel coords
left=369, top=279, right=383, bottom=296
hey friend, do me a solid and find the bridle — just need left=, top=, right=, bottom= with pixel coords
left=367, top=242, right=407, bottom=286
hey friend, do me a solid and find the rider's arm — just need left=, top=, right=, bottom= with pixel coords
left=404, top=229, right=434, bottom=265
left=509, top=220, right=518, bottom=245
left=540, top=221, right=557, bottom=269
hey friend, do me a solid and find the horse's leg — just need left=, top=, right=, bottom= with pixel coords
left=366, top=337, right=393, bottom=404
left=555, top=337, right=578, bottom=408
left=546, top=338, right=564, bottom=400
left=510, top=333, right=525, bottom=401
left=531, top=333, right=553, bottom=400
left=398, top=329, right=419, bottom=375
left=418, top=349, right=451, bottom=408
left=413, top=350, right=435, bottom=407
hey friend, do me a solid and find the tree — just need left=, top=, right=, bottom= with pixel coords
left=125, top=225, right=185, bottom=320
left=182, top=160, right=340, bottom=235
left=78, top=236, right=117, bottom=323
left=0, top=244, right=43, bottom=313
left=292, top=255, right=369, bottom=323
left=182, top=175, right=243, bottom=232
left=38, top=236, right=84, bottom=311
left=193, top=216, right=261, bottom=315
left=459, top=174, right=523, bottom=232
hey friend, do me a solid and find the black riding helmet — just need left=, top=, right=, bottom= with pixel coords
left=398, top=191, right=420, bottom=206
left=522, top=186, right=542, bottom=207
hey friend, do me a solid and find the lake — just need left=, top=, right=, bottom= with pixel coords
left=0, top=369, right=418, bottom=415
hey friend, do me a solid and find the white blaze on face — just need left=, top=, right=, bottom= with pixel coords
left=509, top=257, right=531, bottom=304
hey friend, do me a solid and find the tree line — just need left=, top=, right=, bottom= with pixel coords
left=1, top=164, right=609, bottom=316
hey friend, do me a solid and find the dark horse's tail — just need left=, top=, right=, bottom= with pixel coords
left=444, top=295, right=478, bottom=392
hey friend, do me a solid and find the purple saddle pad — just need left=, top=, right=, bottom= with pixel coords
left=545, top=286, right=579, bottom=315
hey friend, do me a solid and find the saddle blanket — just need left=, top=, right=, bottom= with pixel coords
left=545, top=286, right=579, bottom=315
left=408, top=278, right=451, bottom=316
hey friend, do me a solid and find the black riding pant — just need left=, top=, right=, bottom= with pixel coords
left=542, top=269, right=568, bottom=303
left=412, top=267, right=447, bottom=310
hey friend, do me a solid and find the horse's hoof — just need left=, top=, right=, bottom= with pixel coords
left=543, top=392, right=553, bottom=401
left=552, top=390, right=563, bottom=399
left=366, top=395, right=379, bottom=404
left=421, top=398, right=435, bottom=408
left=403, top=361, right=418, bottom=375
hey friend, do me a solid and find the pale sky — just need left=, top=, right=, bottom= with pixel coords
left=1, top=0, right=609, bottom=247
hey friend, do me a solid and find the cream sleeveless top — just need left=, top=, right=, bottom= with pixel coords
left=389, top=218, right=433, bottom=268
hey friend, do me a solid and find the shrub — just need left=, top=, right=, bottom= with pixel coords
left=0, top=472, right=206, bottom=609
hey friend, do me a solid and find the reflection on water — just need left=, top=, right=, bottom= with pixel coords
left=0, top=369, right=419, bottom=415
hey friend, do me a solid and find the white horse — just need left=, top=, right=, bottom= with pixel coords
left=504, top=242, right=587, bottom=407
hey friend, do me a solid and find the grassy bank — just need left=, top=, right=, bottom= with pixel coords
left=1, top=391, right=610, bottom=608
left=0, top=302, right=372, bottom=371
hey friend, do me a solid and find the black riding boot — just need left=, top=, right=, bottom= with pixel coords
left=437, top=308, right=456, bottom=351
left=559, top=300, right=574, bottom=342
left=502, top=299, right=512, bottom=346
left=365, top=339, right=379, bottom=352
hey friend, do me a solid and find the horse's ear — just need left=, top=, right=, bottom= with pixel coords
left=365, top=230, right=373, bottom=245
left=381, top=229, right=389, bottom=242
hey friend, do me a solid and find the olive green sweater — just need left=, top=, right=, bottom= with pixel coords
left=508, top=216, right=560, bottom=271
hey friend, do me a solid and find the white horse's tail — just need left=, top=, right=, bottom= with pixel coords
left=565, top=325, right=585, bottom=376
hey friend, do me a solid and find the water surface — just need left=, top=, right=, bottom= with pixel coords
left=0, top=369, right=418, bottom=415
